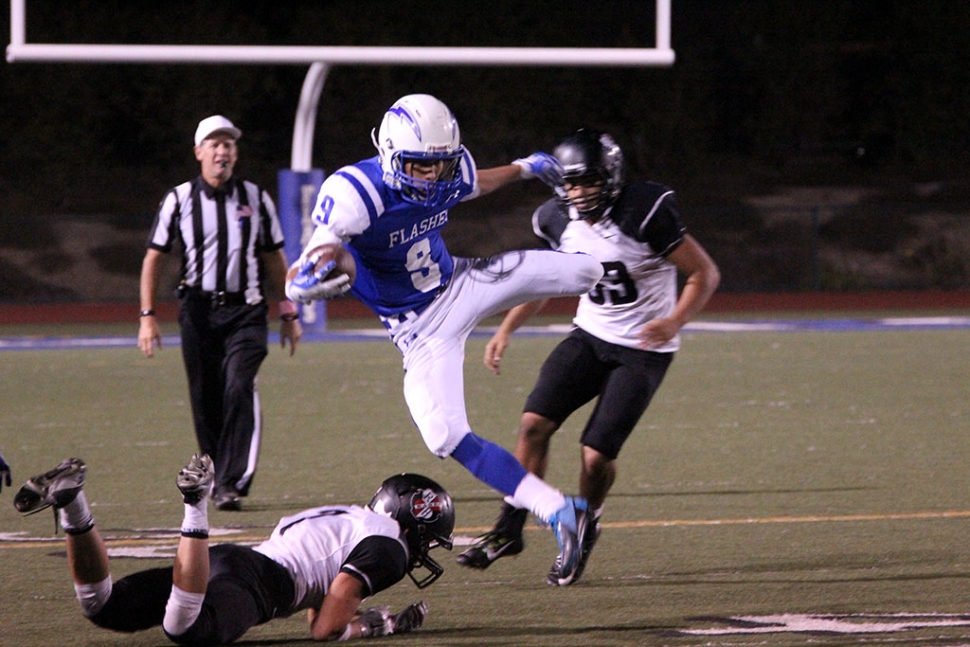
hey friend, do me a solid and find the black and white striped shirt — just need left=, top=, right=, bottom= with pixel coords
left=147, top=176, right=285, bottom=305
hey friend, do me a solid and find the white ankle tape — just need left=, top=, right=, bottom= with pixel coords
left=181, top=502, right=209, bottom=533
left=75, top=576, right=112, bottom=618
left=163, top=585, right=205, bottom=636
left=60, top=491, right=94, bottom=533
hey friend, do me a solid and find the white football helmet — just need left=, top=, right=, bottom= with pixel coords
left=371, top=94, right=466, bottom=208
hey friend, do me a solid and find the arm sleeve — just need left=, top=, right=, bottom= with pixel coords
left=615, top=183, right=686, bottom=256
left=146, top=188, right=180, bottom=253
left=639, top=190, right=686, bottom=256
left=257, top=185, right=285, bottom=252
left=339, top=536, right=409, bottom=598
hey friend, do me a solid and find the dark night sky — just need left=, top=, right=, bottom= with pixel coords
left=1, top=0, right=969, bottom=215
left=1, top=1, right=969, bottom=295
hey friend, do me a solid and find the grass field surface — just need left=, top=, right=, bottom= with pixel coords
left=1, top=314, right=969, bottom=646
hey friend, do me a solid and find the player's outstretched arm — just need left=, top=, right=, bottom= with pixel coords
left=638, top=235, right=720, bottom=350
left=309, top=573, right=429, bottom=641
left=309, top=572, right=367, bottom=641
left=512, top=152, right=563, bottom=187
left=484, top=299, right=548, bottom=375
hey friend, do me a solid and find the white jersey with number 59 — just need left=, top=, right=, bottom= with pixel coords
left=302, top=154, right=480, bottom=318
left=533, top=182, right=687, bottom=352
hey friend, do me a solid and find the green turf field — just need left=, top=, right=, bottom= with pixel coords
left=2, top=318, right=970, bottom=646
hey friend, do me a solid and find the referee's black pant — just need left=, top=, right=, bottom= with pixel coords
left=179, top=292, right=269, bottom=497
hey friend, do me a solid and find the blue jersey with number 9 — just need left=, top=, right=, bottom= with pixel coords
left=307, top=154, right=479, bottom=317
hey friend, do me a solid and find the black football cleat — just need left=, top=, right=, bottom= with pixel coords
left=14, top=458, right=86, bottom=515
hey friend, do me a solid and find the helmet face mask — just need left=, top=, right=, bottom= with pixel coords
left=553, top=129, right=624, bottom=221
left=371, top=94, right=466, bottom=208
left=368, top=473, right=455, bottom=589
left=561, top=173, right=607, bottom=216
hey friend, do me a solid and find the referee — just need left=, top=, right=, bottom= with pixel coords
left=138, top=115, right=302, bottom=511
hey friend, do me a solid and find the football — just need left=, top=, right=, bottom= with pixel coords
left=287, top=243, right=357, bottom=287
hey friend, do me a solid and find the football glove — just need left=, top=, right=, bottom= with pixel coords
left=389, top=601, right=428, bottom=634
left=0, top=453, right=10, bottom=492
left=357, top=606, right=393, bottom=638
left=285, top=257, right=352, bottom=304
left=512, top=152, right=563, bottom=187
left=356, top=602, right=428, bottom=638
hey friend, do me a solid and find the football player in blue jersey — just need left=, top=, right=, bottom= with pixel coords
left=457, top=129, right=720, bottom=585
left=286, top=94, right=605, bottom=585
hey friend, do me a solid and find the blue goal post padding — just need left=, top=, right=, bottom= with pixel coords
left=278, top=168, right=327, bottom=330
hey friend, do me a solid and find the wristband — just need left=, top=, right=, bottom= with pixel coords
left=337, top=623, right=354, bottom=641
left=279, top=300, right=298, bottom=322
left=139, top=309, right=156, bottom=317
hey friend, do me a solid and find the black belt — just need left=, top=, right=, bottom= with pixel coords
left=179, top=285, right=251, bottom=307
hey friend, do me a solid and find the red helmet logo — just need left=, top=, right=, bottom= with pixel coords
left=410, top=488, right=443, bottom=522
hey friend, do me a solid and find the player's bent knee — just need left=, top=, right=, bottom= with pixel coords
left=558, top=252, right=604, bottom=292
left=577, top=253, right=606, bottom=286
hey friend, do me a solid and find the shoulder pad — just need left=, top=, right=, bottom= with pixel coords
left=532, top=198, right=569, bottom=248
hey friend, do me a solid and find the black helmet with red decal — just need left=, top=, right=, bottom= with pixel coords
left=369, top=473, right=455, bottom=588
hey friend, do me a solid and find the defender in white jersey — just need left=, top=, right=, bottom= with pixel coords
left=457, top=129, right=720, bottom=585
left=286, top=95, right=605, bottom=585
left=15, top=455, right=453, bottom=643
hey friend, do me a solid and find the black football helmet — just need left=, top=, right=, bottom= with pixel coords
left=368, top=473, right=455, bottom=588
left=553, top=128, right=624, bottom=220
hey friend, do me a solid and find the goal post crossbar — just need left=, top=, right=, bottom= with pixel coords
left=6, top=0, right=673, bottom=67
left=7, top=43, right=675, bottom=67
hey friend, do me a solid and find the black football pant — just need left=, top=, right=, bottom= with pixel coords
left=88, top=544, right=294, bottom=644
left=179, top=294, right=269, bottom=496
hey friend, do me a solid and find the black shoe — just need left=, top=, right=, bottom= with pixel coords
left=177, top=454, right=214, bottom=505
left=14, top=458, right=86, bottom=515
left=456, top=505, right=527, bottom=569
left=212, top=488, right=241, bottom=511
left=456, top=530, right=525, bottom=569
left=573, top=514, right=602, bottom=583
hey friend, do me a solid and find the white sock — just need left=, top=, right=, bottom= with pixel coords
left=181, top=500, right=209, bottom=538
left=162, top=584, right=206, bottom=636
left=59, top=491, right=94, bottom=535
left=511, top=473, right=566, bottom=523
left=74, top=576, right=112, bottom=618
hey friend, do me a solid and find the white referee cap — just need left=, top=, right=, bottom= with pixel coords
left=194, top=115, right=242, bottom=146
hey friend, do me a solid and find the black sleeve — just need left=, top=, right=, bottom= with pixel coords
left=146, top=188, right=180, bottom=253
left=613, top=183, right=686, bottom=256
left=339, top=535, right=408, bottom=597
left=531, top=198, right=569, bottom=249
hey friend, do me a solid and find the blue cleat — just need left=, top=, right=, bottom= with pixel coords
left=546, top=496, right=590, bottom=586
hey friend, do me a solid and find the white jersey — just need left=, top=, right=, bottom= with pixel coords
left=533, top=183, right=686, bottom=352
left=253, top=505, right=408, bottom=613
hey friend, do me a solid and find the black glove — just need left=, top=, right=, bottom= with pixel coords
left=0, top=453, right=10, bottom=492
left=390, top=601, right=428, bottom=634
